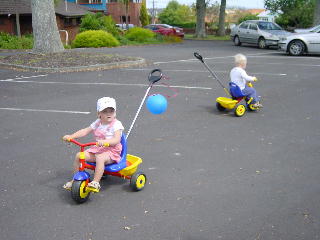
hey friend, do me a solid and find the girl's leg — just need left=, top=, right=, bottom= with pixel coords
left=242, top=86, right=259, bottom=103
left=73, top=151, right=94, bottom=173
left=92, top=152, right=114, bottom=183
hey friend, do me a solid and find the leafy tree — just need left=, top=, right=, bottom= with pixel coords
left=314, top=0, right=320, bottom=24
left=195, top=0, right=206, bottom=38
left=264, top=0, right=315, bottom=28
left=237, top=14, right=259, bottom=24
left=158, top=0, right=194, bottom=25
left=31, top=0, right=64, bottom=53
left=139, top=2, right=149, bottom=26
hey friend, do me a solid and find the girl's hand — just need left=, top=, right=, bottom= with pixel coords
left=62, top=135, right=72, bottom=141
left=97, top=140, right=109, bottom=147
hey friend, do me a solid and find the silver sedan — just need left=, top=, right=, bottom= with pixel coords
left=230, top=20, right=290, bottom=49
left=278, top=28, right=320, bottom=55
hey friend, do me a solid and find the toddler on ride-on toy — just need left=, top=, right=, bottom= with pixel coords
left=62, top=97, right=124, bottom=192
left=230, top=53, right=263, bottom=108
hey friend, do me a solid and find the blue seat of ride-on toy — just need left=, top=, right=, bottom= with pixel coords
left=229, top=82, right=245, bottom=99
left=86, top=133, right=128, bottom=172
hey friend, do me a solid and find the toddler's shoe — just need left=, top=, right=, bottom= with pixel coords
left=87, top=181, right=101, bottom=193
left=63, top=181, right=73, bottom=190
left=253, top=102, right=263, bottom=108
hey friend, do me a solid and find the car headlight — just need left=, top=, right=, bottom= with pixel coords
left=279, top=37, right=287, bottom=41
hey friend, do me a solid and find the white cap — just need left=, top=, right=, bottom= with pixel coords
left=97, top=97, right=116, bottom=112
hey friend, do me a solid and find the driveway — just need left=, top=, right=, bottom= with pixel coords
left=0, top=40, right=319, bottom=240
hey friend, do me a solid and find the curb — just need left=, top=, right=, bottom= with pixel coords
left=0, top=58, right=147, bottom=72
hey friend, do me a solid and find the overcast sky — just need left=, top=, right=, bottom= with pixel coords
left=146, top=0, right=265, bottom=9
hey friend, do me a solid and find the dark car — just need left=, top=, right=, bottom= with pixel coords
left=144, top=24, right=184, bottom=38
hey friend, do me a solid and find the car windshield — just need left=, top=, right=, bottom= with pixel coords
left=258, top=22, right=282, bottom=30
left=311, top=25, right=320, bottom=32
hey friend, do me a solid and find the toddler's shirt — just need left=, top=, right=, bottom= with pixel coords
left=230, top=67, right=255, bottom=90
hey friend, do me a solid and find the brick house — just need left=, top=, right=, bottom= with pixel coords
left=67, top=0, right=142, bottom=26
left=0, top=0, right=92, bottom=43
left=0, top=0, right=142, bottom=43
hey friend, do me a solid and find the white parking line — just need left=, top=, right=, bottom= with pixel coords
left=0, top=79, right=212, bottom=90
left=0, top=74, right=47, bottom=82
left=125, top=68, right=287, bottom=76
left=0, top=107, right=90, bottom=114
left=153, top=52, right=280, bottom=64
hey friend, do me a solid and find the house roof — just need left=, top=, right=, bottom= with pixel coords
left=0, top=0, right=92, bottom=17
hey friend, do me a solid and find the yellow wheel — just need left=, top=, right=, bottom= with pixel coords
left=130, top=171, right=146, bottom=191
left=71, top=180, right=91, bottom=203
left=234, top=104, right=246, bottom=117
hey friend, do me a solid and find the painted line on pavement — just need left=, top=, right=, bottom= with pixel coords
left=0, top=107, right=90, bottom=114
left=153, top=52, right=280, bottom=64
left=0, top=74, right=48, bottom=82
left=0, top=79, right=212, bottom=90
left=125, top=68, right=287, bottom=76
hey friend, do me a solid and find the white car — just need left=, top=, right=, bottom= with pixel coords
left=294, top=24, right=320, bottom=33
left=278, top=28, right=320, bottom=55
left=230, top=20, right=290, bottom=49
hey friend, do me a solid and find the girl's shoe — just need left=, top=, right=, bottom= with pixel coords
left=87, top=181, right=101, bottom=193
left=63, top=181, right=73, bottom=190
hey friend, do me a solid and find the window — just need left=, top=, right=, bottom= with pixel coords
left=249, top=24, right=257, bottom=30
left=239, top=23, right=248, bottom=29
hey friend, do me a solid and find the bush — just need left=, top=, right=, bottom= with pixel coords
left=0, top=32, right=33, bottom=49
left=125, top=27, right=155, bottom=42
left=72, top=30, right=120, bottom=48
left=237, top=14, right=259, bottom=24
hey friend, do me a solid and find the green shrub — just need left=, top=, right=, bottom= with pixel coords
left=72, top=30, right=120, bottom=48
left=0, top=32, right=33, bottom=49
left=79, top=13, right=103, bottom=32
left=102, top=16, right=119, bottom=38
left=125, top=27, right=155, bottom=42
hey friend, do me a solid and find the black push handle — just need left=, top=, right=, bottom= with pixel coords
left=148, top=69, right=163, bottom=84
left=194, top=52, right=204, bottom=62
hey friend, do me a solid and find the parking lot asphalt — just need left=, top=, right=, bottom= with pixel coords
left=1, top=40, right=320, bottom=240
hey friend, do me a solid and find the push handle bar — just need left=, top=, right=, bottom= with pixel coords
left=194, top=52, right=204, bottom=63
left=148, top=69, right=163, bottom=84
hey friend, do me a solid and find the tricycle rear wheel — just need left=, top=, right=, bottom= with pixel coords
left=130, top=171, right=146, bottom=191
left=71, top=180, right=90, bottom=203
left=216, top=102, right=226, bottom=111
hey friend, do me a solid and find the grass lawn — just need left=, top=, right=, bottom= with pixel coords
left=184, top=34, right=230, bottom=41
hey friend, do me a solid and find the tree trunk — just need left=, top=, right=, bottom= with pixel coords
left=31, top=0, right=64, bottom=53
left=15, top=13, right=21, bottom=38
left=14, top=0, right=21, bottom=37
left=314, top=0, right=320, bottom=25
left=195, top=0, right=206, bottom=38
left=217, top=0, right=226, bottom=36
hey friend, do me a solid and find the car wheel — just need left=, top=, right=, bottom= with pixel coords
left=288, top=40, right=305, bottom=56
left=234, top=36, right=241, bottom=46
left=258, top=37, right=267, bottom=49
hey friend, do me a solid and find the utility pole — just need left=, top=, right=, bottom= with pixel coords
left=152, top=0, right=156, bottom=24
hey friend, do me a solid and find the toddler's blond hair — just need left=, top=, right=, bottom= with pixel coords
left=234, top=53, right=247, bottom=66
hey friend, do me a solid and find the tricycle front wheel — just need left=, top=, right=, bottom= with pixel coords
left=130, top=171, right=146, bottom=191
left=71, top=180, right=91, bottom=203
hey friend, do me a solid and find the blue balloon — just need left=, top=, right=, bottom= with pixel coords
left=146, top=94, right=167, bottom=114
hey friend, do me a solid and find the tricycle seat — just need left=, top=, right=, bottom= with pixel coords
left=86, top=133, right=128, bottom=172
left=229, top=82, right=245, bottom=98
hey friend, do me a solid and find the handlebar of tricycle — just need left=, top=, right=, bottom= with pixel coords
left=67, top=138, right=98, bottom=148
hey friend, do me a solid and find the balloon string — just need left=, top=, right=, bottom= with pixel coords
left=148, top=75, right=178, bottom=98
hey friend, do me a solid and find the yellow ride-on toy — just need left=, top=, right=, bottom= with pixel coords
left=194, top=52, right=261, bottom=117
